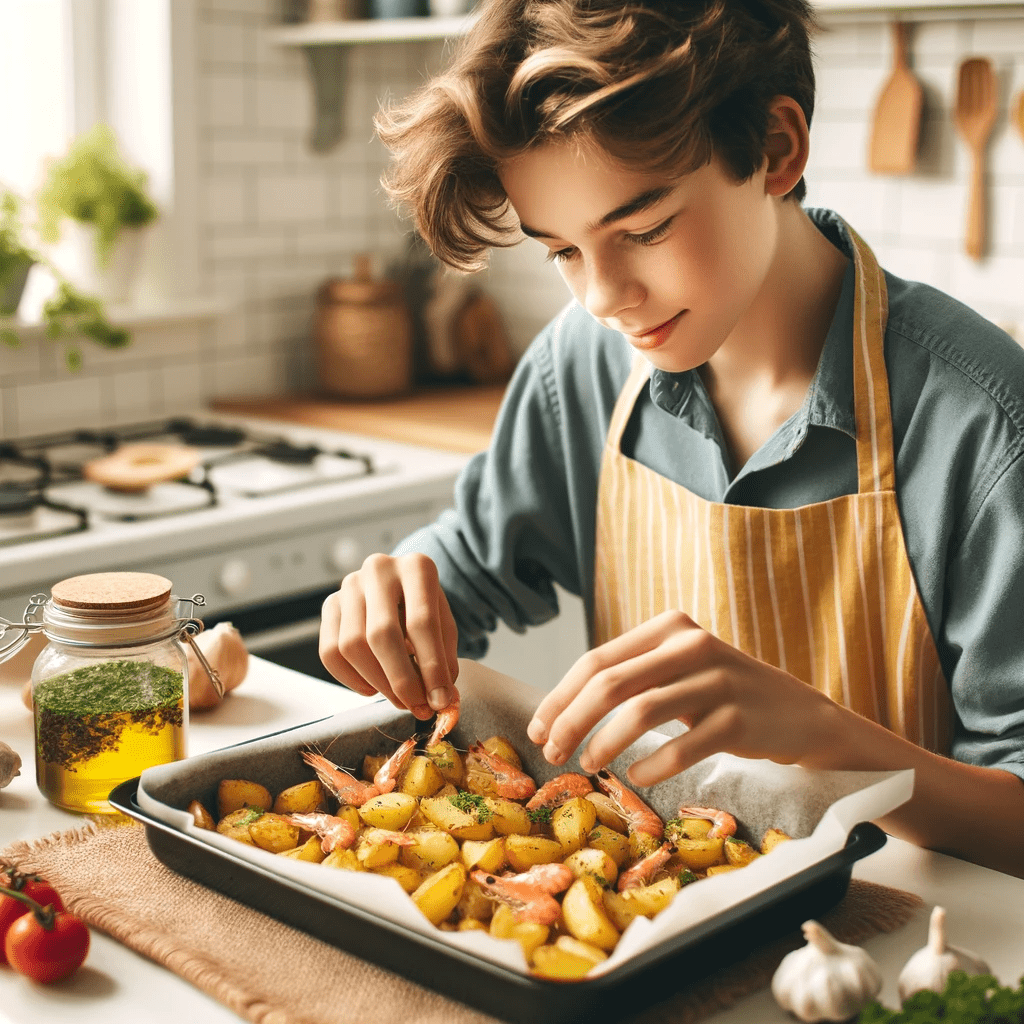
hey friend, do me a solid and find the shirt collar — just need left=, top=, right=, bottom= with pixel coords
left=648, top=207, right=858, bottom=442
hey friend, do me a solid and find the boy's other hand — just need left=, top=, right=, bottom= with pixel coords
left=319, top=552, right=459, bottom=718
left=527, top=609, right=837, bottom=786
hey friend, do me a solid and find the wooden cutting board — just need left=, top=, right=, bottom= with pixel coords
left=869, top=21, right=923, bottom=175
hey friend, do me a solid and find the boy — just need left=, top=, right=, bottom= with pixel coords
left=320, top=0, right=1024, bottom=875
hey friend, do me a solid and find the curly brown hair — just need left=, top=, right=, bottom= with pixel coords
left=376, top=0, right=817, bottom=271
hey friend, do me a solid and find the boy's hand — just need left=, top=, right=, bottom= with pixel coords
left=319, top=552, right=459, bottom=719
left=526, top=610, right=838, bottom=786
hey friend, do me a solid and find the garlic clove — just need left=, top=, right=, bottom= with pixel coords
left=186, top=622, right=249, bottom=711
left=897, top=905, right=990, bottom=1002
left=0, top=740, right=22, bottom=789
left=772, top=920, right=883, bottom=1023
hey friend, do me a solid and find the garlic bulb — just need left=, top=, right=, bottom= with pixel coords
left=185, top=621, right=249, bottom=711
left=0, top=740, right=22, bottom=789
left=898, top=905, right=989, bottom=1001
left=772, top=920, right=883, bottom=1023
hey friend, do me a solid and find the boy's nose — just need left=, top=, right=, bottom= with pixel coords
left=583, top=261, right=644, bottom=322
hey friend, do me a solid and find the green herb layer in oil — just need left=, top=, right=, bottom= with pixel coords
left=34, top=659, right=184, bottom=771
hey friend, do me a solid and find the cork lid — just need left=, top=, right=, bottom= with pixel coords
left=51, top=572, right=173, bottom=613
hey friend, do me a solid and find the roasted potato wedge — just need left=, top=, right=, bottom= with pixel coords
left=585, top=792, right=628, bottom=833
left=484, top=796, right=532, bottom=836
left=587, top=825, right=630, bottom=867
left=532, top=944, right=595, bottom=979
left=761, top=828, right=792, bottom=854
left=461, top=837, right=506, bottom=874
left=563, top=847, right=618, bottom=887
left=188, top=799, right=215, bottom=830
left=552, top=797, right=598, bottom=857
left=628, top=830, right=663, bottom=861
left=705, top=864, right=742, bottom=876
left=361, top=753, right=386, bottom=781
left=400, top=828, right=460, bottom=872
left=665, top=816, right=713, bottom=842
left=248, top=811, right=301, bottom=853
left=489, top=905, right=549, bottom=961
left=504, top=834, right=564, bottom=872
left=425, top=741, right=464, bottom=786
left=555, top=935, right=609, bottom=965
left=601, top=877, right=678, bottom=930
left=724, top=837, right=761, bottom=867
left=278, top=835, right=327, bottom=862
left=359, top=791, right=418, bottom=831
left=272, top=779, right=325, bottom=816
left=399, top=755, right=446, bottom=798
left=456, top=878, right=494, bottom=922
left=561, top=876, right=619, bottom=951
left=323, top=848, right=363, bottom=871
left=371, top=862, right=422, bottom=894
left=217, top=779, right=272, bottom=819
left=419, top=794, right=495, bottom=841
left=671, top=836, right=725, bottom=871
left=216, top=807, right=259, bottom=844
left=412, top=861, right=467, bottom=926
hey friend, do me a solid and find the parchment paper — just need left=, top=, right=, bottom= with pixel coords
left=139, top=660, right=913, bottom=978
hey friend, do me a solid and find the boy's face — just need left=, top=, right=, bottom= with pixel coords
left=498, top=140, right=778, bottom=374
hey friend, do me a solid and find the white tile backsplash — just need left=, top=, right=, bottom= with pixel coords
left=3, top=5, right=1023, bottom=440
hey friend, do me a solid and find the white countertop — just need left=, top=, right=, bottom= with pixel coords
left=0, top=657, right=1021, bottom=1023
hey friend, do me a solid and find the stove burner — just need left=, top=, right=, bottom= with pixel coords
left=257, top=441, right=321, bottom=465
left=0, top=484, right=40, bottom=517
left=172, top=422, right=248, bottom=448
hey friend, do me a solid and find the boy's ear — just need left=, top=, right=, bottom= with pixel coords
left=763, top=96, right=809, bottom=198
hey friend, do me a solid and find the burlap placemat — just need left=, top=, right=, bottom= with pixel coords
left=1, top=820, right=922, bottom=1024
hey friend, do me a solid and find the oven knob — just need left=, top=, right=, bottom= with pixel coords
left=329, top=537, right=362, bottom=575
left=218, top=558, right=253, bottom=596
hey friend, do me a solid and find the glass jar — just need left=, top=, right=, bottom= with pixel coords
left=0, top=572, right=213, bottom=814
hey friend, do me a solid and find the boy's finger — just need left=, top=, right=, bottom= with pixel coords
left=399, top=565, right=453, bottom=710
left=624, top=706, right=738, bottom=787
left=339, top=572, right=408, bottom=711
left=438, top=592, right=461, bottom=684
left=318, top=591, right=377, bottom=695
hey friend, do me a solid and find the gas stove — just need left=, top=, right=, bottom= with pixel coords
left=0, top=414, right=467, bottom=676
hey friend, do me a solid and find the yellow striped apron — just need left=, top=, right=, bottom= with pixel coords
left=593, top=223, right=949, bottom=753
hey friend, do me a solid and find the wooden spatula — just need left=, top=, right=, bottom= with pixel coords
left=953, top=57, right=998, bottom=261
left=869, top=22, right=923, bottom=175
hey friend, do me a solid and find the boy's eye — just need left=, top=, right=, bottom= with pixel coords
left=626, top=216, right=674, bottom=246
left=545, top=245, right=579, bottom=264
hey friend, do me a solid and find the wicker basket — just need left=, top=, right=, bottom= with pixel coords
left=313, top=255, right=413, bottom=399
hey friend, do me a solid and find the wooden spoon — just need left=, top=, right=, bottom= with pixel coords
left=869, top=22, right=923, bottom=175
left=953, top=57, right=998, bottom=261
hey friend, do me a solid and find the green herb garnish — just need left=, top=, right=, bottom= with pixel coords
left=34, top=659, right=184, bottom=770
left=236, top=807, right=265, bottom=826
left=527, top=807, right=553, bottom=824
left=857, top=971, right=1024, bottom=1023
left=725, top=836, right=744, bottom=845
left=678, top=868, right=698, bottom=886
left=449, top=790, right=492, bottom=822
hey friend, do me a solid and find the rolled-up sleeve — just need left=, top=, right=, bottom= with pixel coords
left=945, top=450, right=1024, bottom=781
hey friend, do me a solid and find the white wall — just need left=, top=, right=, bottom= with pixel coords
left=1, top=7, right=1021, bottom=442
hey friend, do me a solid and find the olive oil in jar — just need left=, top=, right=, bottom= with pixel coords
left=34, top=659, right=185, bottom=814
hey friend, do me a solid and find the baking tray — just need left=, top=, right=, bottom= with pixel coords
left=110, top=765, right=886, bottom=1024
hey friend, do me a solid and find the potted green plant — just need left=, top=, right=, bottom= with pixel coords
left=0, top=192, right=34, bottom=317
left=37, top=123, right=159, bottom=305
left=0, top=186, right=130, bottom=370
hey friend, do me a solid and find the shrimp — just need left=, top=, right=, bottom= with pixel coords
left=617, top=841, right=675, bottom=892
left=525, top=772, right=593, bottom=810
left=373, top=736, right=417, bottom=794
left=471, top=863, right=574, bottom=925
left=426, top=688, right=460, bottom=748
left=466, top=741, right=537, bottom=801
left=302, top=750, right=380, bottom=807
left=676, top=806, right=737, bottom=839
left=285, top=812, right=356, bottom=853
left=594, top=769, right=664, bottom=839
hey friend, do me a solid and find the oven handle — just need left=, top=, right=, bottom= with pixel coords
left=242, top=616, right=322, bottom=654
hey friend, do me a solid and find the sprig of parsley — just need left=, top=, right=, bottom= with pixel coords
left=527, top=807, right=553, bottom=824
left=448, top=791, right=492, bottom=822
left=857, top=971, right=1024, bottom=1023
left=237, top=807, right=265, bottom=826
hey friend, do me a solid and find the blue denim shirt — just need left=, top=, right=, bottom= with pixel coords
left=395, top=209, right=1024, bottom=780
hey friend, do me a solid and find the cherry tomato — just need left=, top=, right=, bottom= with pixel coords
left=4, top=909, right=90, bottom=983
left=0, top=894, right=27, bottom=965
left=14, top=879, right=64, bottom=915
left=0, top=875, right=65, bottom=964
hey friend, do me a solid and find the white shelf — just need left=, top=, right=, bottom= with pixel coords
left=2, top=294, right=230, bottom=339
left=268, top=14, right=473, bottom=46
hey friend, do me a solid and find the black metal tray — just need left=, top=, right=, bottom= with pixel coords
left=110, top=776, right=886, bottom=1024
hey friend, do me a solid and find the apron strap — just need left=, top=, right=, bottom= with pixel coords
left=844, top=220, right=896, bottom=494
left=606, top=352, right=651, bottom=453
